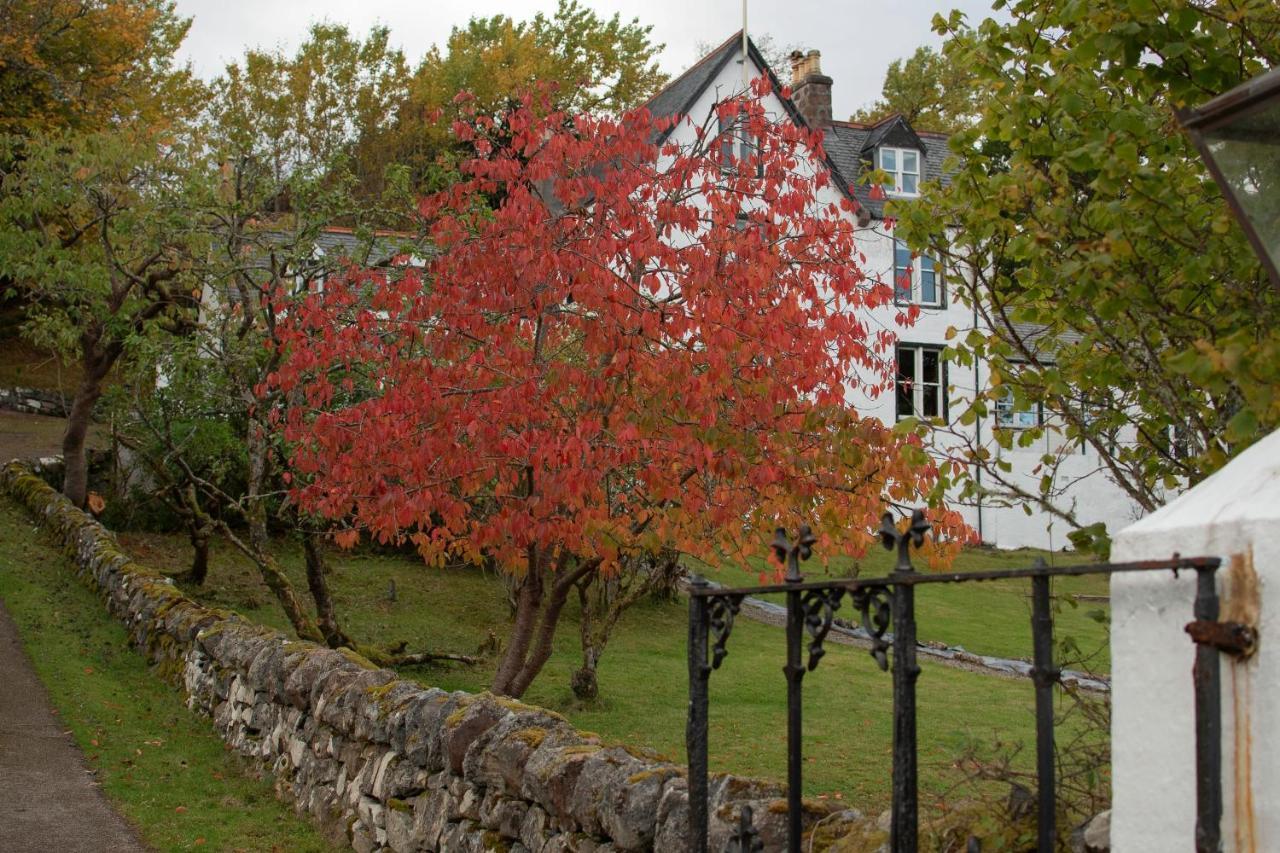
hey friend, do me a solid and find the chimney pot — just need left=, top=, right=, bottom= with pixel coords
left=789, top=48, right=833, bottom=129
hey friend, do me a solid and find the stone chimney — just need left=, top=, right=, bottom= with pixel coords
left=788, top=49, right=833, bottom=129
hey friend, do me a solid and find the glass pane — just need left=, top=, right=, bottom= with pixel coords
left=1204, top=98, right=1280, bottom=278
left=894, top=243, right=913, bottom=300
left=881, top=148, right=897, bottom=171
left=923, top=349, right=939, bottom=383
left=903, top=150, right=919, bottom=172
left=923, top=385, right=939, bottom=417
left=920, top=270, right=935, bottom=303
left=896, top=348, right=915, bottom=417
left=897, top=347, right=916, bottom=380
left=902, top=172, right=918, bottom=194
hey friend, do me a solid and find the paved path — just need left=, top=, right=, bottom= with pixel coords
left=0, top=602, right=147, bottom=852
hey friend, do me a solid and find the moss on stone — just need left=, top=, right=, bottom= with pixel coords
left=480, top=830, right=510, bottom=851
left=512, top=727, right=547, bottom=749
left=765, top=797, right=831, bottom=816
left=335, top=647, right=378, bottom=671
left=387, top=797, right=412, bottom=813
left=625, top=766, right=681, bottom=785
left=494, top=695, right=566, bottom=723
left=444, top=695, right=477, bottom=728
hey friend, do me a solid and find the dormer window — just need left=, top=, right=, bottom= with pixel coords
left=879, top=147, right=920, bottom=195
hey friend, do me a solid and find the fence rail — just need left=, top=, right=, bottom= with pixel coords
left=686, top=510, right=1251, bottom=853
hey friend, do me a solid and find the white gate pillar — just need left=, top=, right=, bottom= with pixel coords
left=1111, top=429, right=1279, bottom=852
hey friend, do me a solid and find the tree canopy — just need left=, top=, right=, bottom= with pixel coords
left=0, top=0, right=197, bottom=137
left=273, top=88, right=963, bottom=696
left=893, top=0, right=1280, bottom=551
left=850, top=45, right=980, bottom=133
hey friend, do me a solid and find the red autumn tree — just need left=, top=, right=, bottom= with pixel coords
left=273, top=83, right=965, bottom=698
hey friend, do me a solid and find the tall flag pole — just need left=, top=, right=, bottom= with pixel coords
left=741, top=0, right=749, bottom=89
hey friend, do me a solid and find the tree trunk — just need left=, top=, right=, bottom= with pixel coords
left=492, top=548, right=544, bottom=696
left=303, top=532, right=352, bottom=649
left=188, top=526, right=210, bottom=585
left=245, top=421, right=271, bottom=551
left=178, top=484, right=213, bottom=585
left=491, top=550, right=601, bottom=699
left=572, top=578, right=602, bottom=701
left=570, top=551, right=682, bottom=701
left=61, top=359, right=109, bottom=508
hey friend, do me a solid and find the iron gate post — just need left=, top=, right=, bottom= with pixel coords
left=891, top=577, right=920, bottom=853
left=1029, top=572, right=1057, bottom=853
left=687, top=576, right=711, bottom=853
left=785, top=583, right=805, bottom=853
left=1191, top=566, right=1223, bottom=853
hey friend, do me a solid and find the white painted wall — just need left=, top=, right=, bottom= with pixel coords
left=1110, top=427, right=1279, bottom=852
left=658, top=53, right=1150, bottom=550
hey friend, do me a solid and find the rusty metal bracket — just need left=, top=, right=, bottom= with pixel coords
left=1185, top=620, right=1257, bottom=656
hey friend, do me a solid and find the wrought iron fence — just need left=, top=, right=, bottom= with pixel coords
left=686, top=510, right=1254, bottom=853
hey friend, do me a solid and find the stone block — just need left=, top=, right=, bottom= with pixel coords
left=443, top=694, right=509, bottom=775
left=464, top=708, right=573, bottom=798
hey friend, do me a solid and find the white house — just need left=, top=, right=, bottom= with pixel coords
left=645, top=33, right=1144, bottom=550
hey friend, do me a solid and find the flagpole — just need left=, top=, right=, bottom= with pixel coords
left=741, top=0, right=749, bottom=89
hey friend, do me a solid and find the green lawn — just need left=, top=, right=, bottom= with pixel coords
left=0, top=499, right=335, bottom=852
left=118, top=526, right=1110, bottom=809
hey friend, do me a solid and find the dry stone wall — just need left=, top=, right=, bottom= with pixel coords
left=1, top=461, right=828, bottom=852
left=0, top=386, right=69, bottom=417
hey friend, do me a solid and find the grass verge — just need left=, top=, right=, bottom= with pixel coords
left=0, top=498, right=335, bottom=852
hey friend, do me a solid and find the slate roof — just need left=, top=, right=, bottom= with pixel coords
left=312, top=227, right=422, bottom=268
left=998, top=321, right=1085, bottom=364
left=644, top=32, right=866, bottom=221
left=645, top=35, right=955, bottom=221
left=822, top=118, right=952, bottom=220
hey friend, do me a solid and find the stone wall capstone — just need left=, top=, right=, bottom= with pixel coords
left=0, top=461, right=843, bottom=852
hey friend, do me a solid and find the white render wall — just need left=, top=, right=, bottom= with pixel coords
left=659, top=55, right=1148, bottom=550
left=1110, top=428, right=1279, bottom=852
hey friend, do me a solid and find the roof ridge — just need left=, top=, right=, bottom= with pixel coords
left=642, top=30, right=743, bottom=111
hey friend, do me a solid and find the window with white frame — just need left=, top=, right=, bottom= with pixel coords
left=994, top=385, right=1040, bottom=429
left=893, top=240, right=941, bottom=306
left=879, top=147, right=920, bottom=195
left=896, top=345, right=946, bottom=420
left=718, top=113, right=763, bottom=178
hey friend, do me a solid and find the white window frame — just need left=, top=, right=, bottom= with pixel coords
left=895, top=344, right=946, bottom=421
left=994, top=385, right=1041, bottom=429
left=892, top=240, right=942, bottom=307
left=879, top=146, right=920, bottom=196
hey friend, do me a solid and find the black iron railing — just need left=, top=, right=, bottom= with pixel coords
left=687, top=510, right=1253, bottom=853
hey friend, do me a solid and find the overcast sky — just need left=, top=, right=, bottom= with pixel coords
left=172, top=0, right=1003, bottom=119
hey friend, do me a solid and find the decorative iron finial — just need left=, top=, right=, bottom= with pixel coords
left=726, top=804, right=764, bottom=853
left=880, top=508, right=930, bottom=573
left=773, top=525, right=817, bottom=583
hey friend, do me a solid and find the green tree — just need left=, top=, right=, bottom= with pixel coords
left=0, top=130, right=206, bottom=507
left=893, top=0, right=1280, bottom=552
left=850, top=45, right=980, bottom=132
left=384, top=0, right=667, bottom=194
left=206, top=22, right=411, bottom=207
left=0, top=0, right=196, bottom=137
